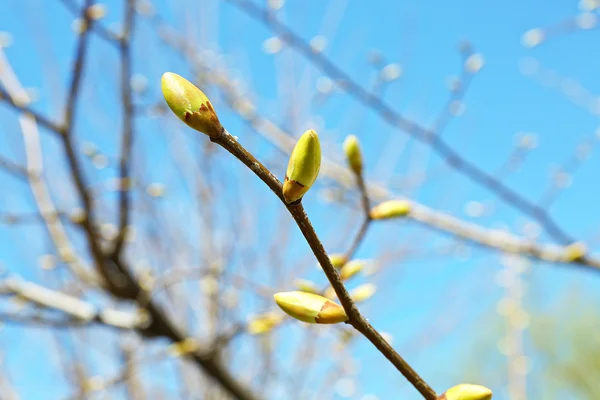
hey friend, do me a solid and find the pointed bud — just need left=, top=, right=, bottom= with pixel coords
left=438, top=384, right=493, bottom=400
left=343, top=134, right=363, bottom=175
left=294, top=278, right=320, bottom=294
left=247, top=311, right=285, bottom=335
left=282, top=130, right=321, bottom=203
left=370, top=200, right=411, bottom=220
left=273, top=291, right=348, bottom=324
left=561, top=242, right=587, bottom=262
left=350, top=283, right=376, bottom=303
left=323, top=286, right=337, bottom=300
left=339, top=260, right=365, bottom=281
left=161, top=72, right=223, bottom=137
left=168, top=337, right=199, bottom=357
left=320, top=254, right=348, bottom=270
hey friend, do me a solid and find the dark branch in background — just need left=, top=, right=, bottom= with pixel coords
left=63, top=0, right=600, bottom=274
left=0, top=155, right=29, bottom=179
left=430, top=43, right=474, bottom=136
left=211, top=131, right=437, bottom=399
left=224, top=0, right=579, bottom=248
left=28, top=2, right=264, bottom=399
left=0, top=277, right=145, bottom=330
left=0, top=87, right=64, bottom=135
left=112, top=0, right=136, bottom=257
left=58, top=0, right=121, bottom=42
left=344, top=173, right=372, bottom=260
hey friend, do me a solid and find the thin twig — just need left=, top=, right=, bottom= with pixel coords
left=225, top=0, right=577, bottom=247
left=211, top=130, right=438, bottom=399
left=0, top=86, right=64, bottom=135
left=0, top=48, right=101, bottom=286
left=112, top=0, right=136, bottom=257
left=344, top=173, right=372, bottom=260
left=0, top=277, right=146, bottom=330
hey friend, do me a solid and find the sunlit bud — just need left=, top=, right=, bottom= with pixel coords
left=87, top=4, right=106, bottom=20
left=294, top=278, right=320, bottom=294
left=465, top=53, right=484, bottom=73
left=310, top=35, right=327, bottom=53
left=273, top=291, right=348, bottom=324
left=339, top=260, right=365, bottom=281
left=263, top=37, right=283, bottom=54
left=381, top=63, right=402, bottom=81
left=168, top=338, right=199, bottom=357
left=82, top=376, right=104, bottom=393
left=522, top=28, right=544, bottom=48
left=146, top=182, right=166, bottom=198
left=72, top=18, right=88, bottom=35
left=282, top=130, right=321, bottom=203
left=343, top=135, right=363, bottom=175
left=370, top=200, right=411, bottom=220
left=69, top=208, right=87, bottom=224
left=561, top=242, right=587, bottom=262
left=327, top=254, right=348, bottom=270
left=349, top=283, right=376, bottom=303
left=161, top=72, right=223, bottom=137
left=323, top=286, right=337, bottom=300
left=438, top=384, right=493, bottom=400
left=38, top=254, right=57, bottom=270
left=247, top=312, right=285, bottom=335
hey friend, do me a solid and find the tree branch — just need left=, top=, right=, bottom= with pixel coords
left=224, top=0, right=578, bottom=247
left=211, top=130, right=438, bottom=399
left=112, top=0, right=136, bottom=257
left=0, top=277, right=146, bottom=330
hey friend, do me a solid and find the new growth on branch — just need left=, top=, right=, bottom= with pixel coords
left=161, top=71, right=493, bottom=400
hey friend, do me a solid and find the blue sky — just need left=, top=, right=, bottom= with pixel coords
left=1, top=1, right=600, bottom=399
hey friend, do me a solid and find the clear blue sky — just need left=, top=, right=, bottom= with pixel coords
left=1, top=1, right=600, bottom=399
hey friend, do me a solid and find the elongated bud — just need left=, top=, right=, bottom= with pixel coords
left=168, top=337, right=199, bottom=357
left=370, top=199, right=411, bottom=220
left=319, top=254, right=348, bottom=270
left=247, top=311, right=285, bottom=335
left=283, top=130, right=321, bottom=203
left=350, top=283, right=376, bottom=303
left=323, top=286, right=336, bottom=300
left=561, top=242, right=587, bottom=262
left=161, top=72, right=223, bottom=137
left=339, top=260, right=365, bottom=281
left=438, top=384, right=493, bottom=400
left=343, top=134, right=363, bottom=175
left=273, top=291, right=348, bottom=324
left=294, top=278, right=320, bottom=294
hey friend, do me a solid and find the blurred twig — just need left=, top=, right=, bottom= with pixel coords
left=225, top=0, right=579, bottom=248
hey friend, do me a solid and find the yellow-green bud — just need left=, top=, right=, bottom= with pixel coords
left=294, top=278, right=320, bottom=294
left=168, top=337, right=199, bottom=357
left=161, top=72, right=223, bottom=137
left=438, top=384, right=493, bottom=400
left=561, top=242, right=587, bottom=262
left=339, top=259, right=365, bottom=281
left=343, top=134, right=363, bottom=175
left=350, top=283, right=376, bottom=303
left=370, top=199, right=411, bottom=220
left=323, top=286, right=336, bottom=300
left=282, top=130, right=321, bottom=203
left=273, top=291, right=348, bottom=324
left=247, top=312, right=285, bottom=335
left=320, top=254, right=347, bottom=270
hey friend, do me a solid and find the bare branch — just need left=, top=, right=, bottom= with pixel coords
left=0, top=277, right=146, bottom=330
left=211, top=129, right=438, bottom=399
left=112, top=0, right=136, bottom=257
left=225, top=0, right=578, bottom=247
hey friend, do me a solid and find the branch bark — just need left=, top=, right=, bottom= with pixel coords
left=211, top=130, right=438, bottom=399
